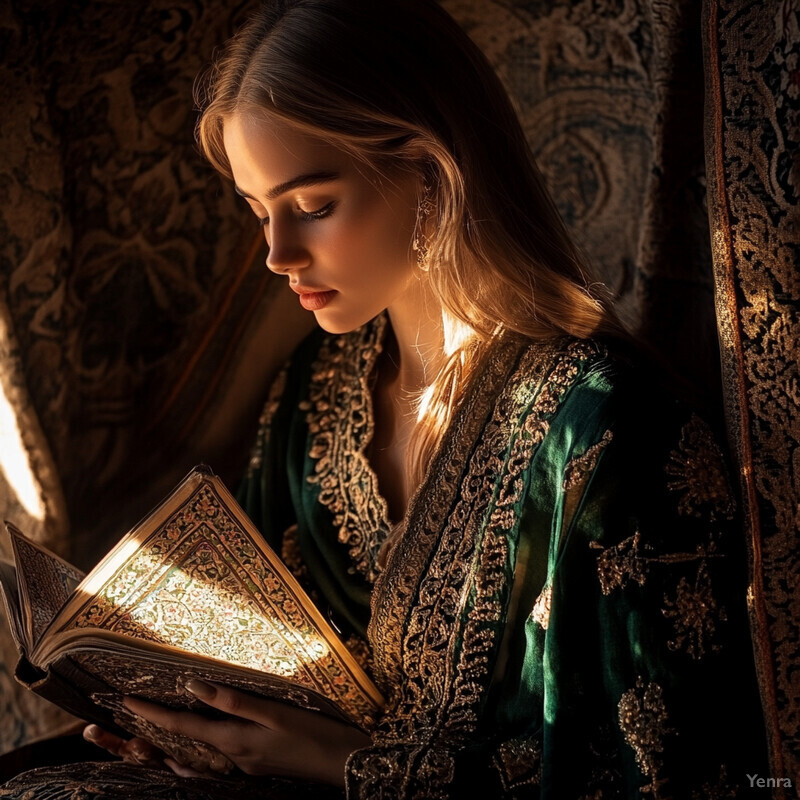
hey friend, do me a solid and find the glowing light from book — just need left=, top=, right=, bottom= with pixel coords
left=80, top=538, right=143, bottom=596
left=0, top=379, right=46, bottom=522
left=82, top=546, right=331, bottom=676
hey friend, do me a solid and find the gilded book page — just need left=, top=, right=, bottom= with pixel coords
left=6, top=523, right=85, bottom=649
left=35, top=470, right=382, bottom=727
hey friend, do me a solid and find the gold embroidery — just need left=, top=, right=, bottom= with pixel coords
left=590, top=531, right=650, bottom=595
left=591, top=531, right=727, bottom=660
left=300, top=315, right=391, bottom=583
left=562, top=429, right=615, bottom=535
left=530, top=583, right=553, bottom=629
left=366, top=336, right=601, bottom=794
left=492, top=736, right=542, bottom=790
left=563, top=429, right=614, bottom=490
left=617, top=677, right=674, bottom=797
left=662, top=561, right=727, bottom=660
left=246, top=364, right=288, bottom=474
left=445, top=340, right=599, bottom=736
left=665, top=414, right=736, bottom=521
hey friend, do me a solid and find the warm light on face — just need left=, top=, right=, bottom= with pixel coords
left=0, top=379, right=46, bottom=523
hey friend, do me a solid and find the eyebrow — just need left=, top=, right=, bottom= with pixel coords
left=234, top=170, right=341, bottom=202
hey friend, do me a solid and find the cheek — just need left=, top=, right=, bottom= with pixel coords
left=357, top=196, right=417, bottom=269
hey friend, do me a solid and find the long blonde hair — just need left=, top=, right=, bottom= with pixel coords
left=196, top=0, right=627, bottom=496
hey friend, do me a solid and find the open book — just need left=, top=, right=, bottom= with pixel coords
left=0, top=466, right=384, bottom=773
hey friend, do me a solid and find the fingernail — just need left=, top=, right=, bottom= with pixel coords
left=185, top=679, right=215, bottom=699
left=83, top=725, right=99, bottom=741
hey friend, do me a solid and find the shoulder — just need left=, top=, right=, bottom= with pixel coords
left=507, top=334, right=697, bottom=436
left=505, top=335, right=736, bottom=520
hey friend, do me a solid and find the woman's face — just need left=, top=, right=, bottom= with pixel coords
left=223, top=111, right=421, bottom=334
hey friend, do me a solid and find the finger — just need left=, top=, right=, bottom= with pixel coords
left=84, top=725, right=164, bottom=765
left=123, top=696, right=245, bottom=745
left=120, top=738, right=164, bottom=766
left=83, top=725, right=128, bottom=757
left=184, top=680, right=286, bottom=729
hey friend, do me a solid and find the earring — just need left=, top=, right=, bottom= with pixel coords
left=413, top=185, right=435, bottom=272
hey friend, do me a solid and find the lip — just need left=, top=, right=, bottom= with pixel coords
left=290, top=285, right=333, bottom=295
left=292, top=287, right=338, bottom=311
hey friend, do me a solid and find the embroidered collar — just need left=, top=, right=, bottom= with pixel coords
left=299, top=313, right=392, bottom=584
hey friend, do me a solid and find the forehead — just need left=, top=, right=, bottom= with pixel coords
left=222, top=111, right=353, bottom=191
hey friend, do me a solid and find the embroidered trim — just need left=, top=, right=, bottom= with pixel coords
left=299, top=315, right=391, bottom=583
left=280, top=524, right=308, bottom=585
left=246, top=364, right=288, bottom=475
left=361, top=337, right=601, bottom=798
left=665, top=414, right=736, bottom=521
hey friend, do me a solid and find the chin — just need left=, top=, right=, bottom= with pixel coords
left=313, top=309, right=384, bottom=335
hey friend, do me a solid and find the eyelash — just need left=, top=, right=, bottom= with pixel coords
left=257, top=201, right=336, bottom=228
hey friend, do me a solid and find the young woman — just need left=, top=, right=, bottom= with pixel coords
left=3, top=0, right=766, bottom=797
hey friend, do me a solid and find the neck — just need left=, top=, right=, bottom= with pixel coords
left=384, top=274, right=445, bottom=396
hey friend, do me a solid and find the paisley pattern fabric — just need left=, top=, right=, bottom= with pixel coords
left=441, top=0, right=722, bottom=407
left=0, top=0, right=301, bottom=752
left=703, top=0, right=800, bottom=788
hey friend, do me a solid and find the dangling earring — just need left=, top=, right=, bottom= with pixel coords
left=413, top=184, right=435, bottom=272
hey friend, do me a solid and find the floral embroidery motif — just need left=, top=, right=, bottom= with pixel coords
left=492, top=736, right=543, bottom=790
left=563, top=429, right=614, bottom=490
left=591, top=529, right=727, bottom=660
left=299, top=315, right=391, bottom=583
left=665, top=414, right=736, bottom=521
left=530, top=583, right=553, bottom=629
left=662, top=561, right=727, bottom=660
left=361, top=337, right=602, bottom=798
left=618, top=677, right=674, bottom=798
left=590, top=531, right=650, bottom=594
left=246, top=364, right=288, bottom=474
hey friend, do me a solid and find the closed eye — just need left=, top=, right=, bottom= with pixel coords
left=255, top=201, right=336, bottom=228
left=299, top=200, right=336, bottom=222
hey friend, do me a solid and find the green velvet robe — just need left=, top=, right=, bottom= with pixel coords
left=1, top=313, right=767, bottom=799
left=237, top=313, right=766, bottom=799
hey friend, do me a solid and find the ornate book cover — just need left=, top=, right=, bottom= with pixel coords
left=0, top=467, right=383, bottom=772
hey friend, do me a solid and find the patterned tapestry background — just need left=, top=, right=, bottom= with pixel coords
left=0, top=0, right=796, bottom=789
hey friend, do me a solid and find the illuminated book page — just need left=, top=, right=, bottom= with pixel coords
left=43, top=470, right=382, bottom=724
left=6, top=523, right=85, bottom=648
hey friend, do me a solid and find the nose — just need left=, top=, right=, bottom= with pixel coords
left=264, top=219, right=311, bottom=274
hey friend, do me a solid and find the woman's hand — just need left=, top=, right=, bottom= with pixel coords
left=123, top=679, right=371, bottom=787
